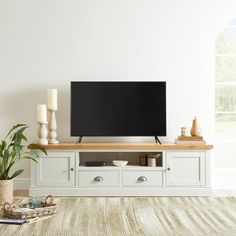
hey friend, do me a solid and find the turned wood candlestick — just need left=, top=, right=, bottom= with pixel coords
left=38, top=122, right=48, bottom=145
left=48, top=110, right=59, bottom=144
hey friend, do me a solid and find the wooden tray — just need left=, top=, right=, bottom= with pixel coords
left=3, top=195, right=58, bottom=219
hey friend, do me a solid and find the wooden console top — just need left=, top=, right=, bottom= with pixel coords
left=40, top=142, right=213, bottom=150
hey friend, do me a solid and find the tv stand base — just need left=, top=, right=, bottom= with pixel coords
left=29, top=143, right=212, bottom=197
left=76, top=136, right=83, bottom=144
left=155, top=136, right=161, bottom=145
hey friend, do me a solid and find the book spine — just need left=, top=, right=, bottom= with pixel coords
left=175, top=140, right=206, bottom=145
left=177, top=136, right=203, bottom=141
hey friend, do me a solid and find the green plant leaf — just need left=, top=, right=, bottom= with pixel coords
left=0, top=140, right=8, bottom=155
left=8, top=169, right=24, bottom=179
left=28, top=143, right=47, bottom=155
left=13, top=145, right=22, bottom=159
left=11, top=126, right=28, bottom=138
left=3, top=149, right=9, bottom=162
left=5, top=161, right=14, bottom=173
left=0, top=164, right=5, bottom=179
left=10, top=126, right=28, bottom=147
left=22, top=134, right=27, bottom=142
left=23, top=156, right=39, bottom=163
left=5, top=124, right=27, bottom=139
left=1, top=140, right=7, bottom=150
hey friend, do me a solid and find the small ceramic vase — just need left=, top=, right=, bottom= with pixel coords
left=148, top=157, right=156, bottom=167
left=190, top=116, right=201, bottom=136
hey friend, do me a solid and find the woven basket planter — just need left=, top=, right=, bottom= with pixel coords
left=0, top=180, right=13, bottom=205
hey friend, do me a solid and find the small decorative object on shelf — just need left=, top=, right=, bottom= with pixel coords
left=190, top=116, right=201, bottom=136
left=139, top=153, right=147, bottom=166
left=148, top=157, right=156, bottom=167
left=85, top=161, right=106, bottom=166
left=180, top=127, right=187, bottom=137
left=112, top=160, right=128, bottom=167
left=147, top=153, right=161, bottom=167
left=37, top=104, right=48, bottom=145
left=48, top=89, right=59, bottom=144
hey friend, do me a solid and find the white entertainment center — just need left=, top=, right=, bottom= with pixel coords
left=29, top=142, right=213, bottom=196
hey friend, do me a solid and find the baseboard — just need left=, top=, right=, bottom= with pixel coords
left=14, top=178, right=30, bottom=190
left=214, top=180, right=236, bottom=189
left=29, top=187, right=212, bottom=197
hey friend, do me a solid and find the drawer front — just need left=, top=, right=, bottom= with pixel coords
left=78, top=171, right=119, bottom=187
left=123, top=171, right=163, bottom=186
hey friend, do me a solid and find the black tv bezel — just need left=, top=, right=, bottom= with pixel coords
left=70, top=81, right=167, bottom=137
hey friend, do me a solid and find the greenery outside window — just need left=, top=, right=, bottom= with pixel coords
left=215, top=18, right=236, bottom=183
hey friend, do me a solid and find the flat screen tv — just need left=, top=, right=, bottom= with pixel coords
left=71, top=82, right=166, bottom=142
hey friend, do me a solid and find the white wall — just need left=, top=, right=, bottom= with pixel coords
left=0, top=0, right=236, bottom=180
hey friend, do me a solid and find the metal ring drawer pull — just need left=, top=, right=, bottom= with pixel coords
left=138, top=176, right=147, bottom=182
left=94, top=176, right=103, bottom=182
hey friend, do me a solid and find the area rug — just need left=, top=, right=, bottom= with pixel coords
left=0, top=197, right=236, bottom=236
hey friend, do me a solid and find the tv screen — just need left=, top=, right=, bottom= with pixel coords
left=71, top=82, right=166, bottom=137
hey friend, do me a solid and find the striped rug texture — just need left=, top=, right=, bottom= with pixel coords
left=0, top=197, right=236, bottom=236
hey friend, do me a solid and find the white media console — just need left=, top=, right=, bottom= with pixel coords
left=29, top=143, right=213, bottom=196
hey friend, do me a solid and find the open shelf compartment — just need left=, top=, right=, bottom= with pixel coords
left=78, top=151, right=163, bottom=168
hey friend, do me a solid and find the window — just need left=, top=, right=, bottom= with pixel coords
left=215, top=18, right=236, bottom=185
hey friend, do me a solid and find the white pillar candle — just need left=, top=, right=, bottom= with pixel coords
left=37, top=104, right=47, bottom=123
left=47, top=89, right=58, bottom=111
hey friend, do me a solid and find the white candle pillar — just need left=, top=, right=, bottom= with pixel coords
left=47, top=89, right=58, bottom=111
left=37, top=104, right=47, bottom=123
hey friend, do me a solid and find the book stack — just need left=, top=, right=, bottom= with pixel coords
left=175, top=136, right=206, bottom=145
left=0, top=215, right=54, bottom=225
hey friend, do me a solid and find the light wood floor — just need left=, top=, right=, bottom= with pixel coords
left=14, top=190, right=236, bottom=197
left=2, top=197, right=236, bottom=235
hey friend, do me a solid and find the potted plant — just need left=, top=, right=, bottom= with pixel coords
left=147, top=152, right=162, bottom=167
left=0, top=124, right=46, bottom=204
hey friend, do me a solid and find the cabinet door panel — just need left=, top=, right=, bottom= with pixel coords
left=166, top=152, right=205, bottom=186
left=36, top=152, right=75, bottom=186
